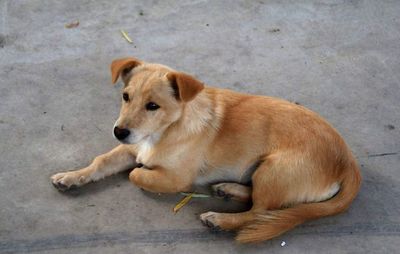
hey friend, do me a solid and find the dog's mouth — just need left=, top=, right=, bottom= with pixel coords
left=116, top=132, right=150, bottom=145
left=112, top=121, right=163, bottom=146
left=113, top=124, right=148, bottom=144
left=117, top=138, right=130, bottom=145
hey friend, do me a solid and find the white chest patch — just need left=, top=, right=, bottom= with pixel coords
left=136, top=138, right=155, bottom=164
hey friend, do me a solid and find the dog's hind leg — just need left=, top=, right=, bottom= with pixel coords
left=51, top=144, right=137, bottom=191
left=212, top=183, right=252, bottom=202
left=201, top=154, right=288, bottom=231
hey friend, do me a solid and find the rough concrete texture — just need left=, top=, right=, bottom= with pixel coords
left=1, top=0, right=399, bottom=253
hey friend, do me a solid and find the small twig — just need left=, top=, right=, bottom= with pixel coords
left=65, top=20, right=79, bottom=29
left=120, top=29, right=133, bottom=44
left=180, top=192, right=210, bottom=198
left=173, top=194, right=193, bottom=213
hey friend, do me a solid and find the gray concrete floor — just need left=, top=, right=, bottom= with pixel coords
left=1, top=0, right=399, bottom=253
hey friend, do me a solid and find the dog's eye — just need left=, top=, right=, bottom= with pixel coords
left=123, top=93, right=129, bottom=102
left=145, top=102, right=160, bottom=111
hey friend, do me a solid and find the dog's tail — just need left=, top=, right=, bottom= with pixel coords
left=236, top=161, right=361, bottom=243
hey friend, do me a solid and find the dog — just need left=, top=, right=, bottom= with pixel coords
left=51, top=57, right=361, bottom=243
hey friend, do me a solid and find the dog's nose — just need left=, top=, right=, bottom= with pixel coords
left=114, top=126, right=130, bottom=140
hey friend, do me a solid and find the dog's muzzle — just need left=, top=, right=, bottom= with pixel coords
left=113, top=126, right=130, bottom=141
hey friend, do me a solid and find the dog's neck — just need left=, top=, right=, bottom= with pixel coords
left=184, top=93, right=215, bottom=133
left=164, top=89, right=219, bottom=143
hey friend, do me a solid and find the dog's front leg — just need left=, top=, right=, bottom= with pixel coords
left=51, top=144, right=137, bottom=191
left=129, top=167, right=192, bottom=193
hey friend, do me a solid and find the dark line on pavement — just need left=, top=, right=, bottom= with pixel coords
left=1, top=223, right=400, bottom=253
left=367, top=152, right=398, bottom=158
left=0, top=229, right=232, bottom=253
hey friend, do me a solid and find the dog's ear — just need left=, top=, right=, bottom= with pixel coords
left=111, top=57, right=142, bottom=84
left=167, top=72, right=205, bottom=102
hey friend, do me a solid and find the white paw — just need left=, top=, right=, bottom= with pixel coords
left=200, top=212, right=221, bottom=230
left=51, top=171, right=84, bottom=191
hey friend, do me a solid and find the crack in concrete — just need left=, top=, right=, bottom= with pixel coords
left=367, top=152, right=398, bottom=158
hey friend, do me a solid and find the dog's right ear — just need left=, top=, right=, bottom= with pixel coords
left=111, top=57, right=142, bottom=84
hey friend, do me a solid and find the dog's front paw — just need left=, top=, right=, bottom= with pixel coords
left=200, top=212, right=222, bottom=231
left=51, top=171, right=83, bottom=191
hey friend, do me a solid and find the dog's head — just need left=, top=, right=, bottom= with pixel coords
left=110, top=57, right=204, bottom=144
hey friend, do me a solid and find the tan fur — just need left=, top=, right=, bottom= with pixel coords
left=51, top=57, right=362, bottom=243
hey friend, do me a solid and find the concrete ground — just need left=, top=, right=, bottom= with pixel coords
left=1, top=0, right=399, bottom=253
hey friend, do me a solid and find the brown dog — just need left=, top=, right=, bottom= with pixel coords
left=51, top=57, right=361, bottom=243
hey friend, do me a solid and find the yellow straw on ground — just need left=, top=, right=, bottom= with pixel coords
left=180, top=192, right=210, bottom=198
left=120, top=30, right=133, bottom=44
left=173, top=193, right=193, bottom=213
